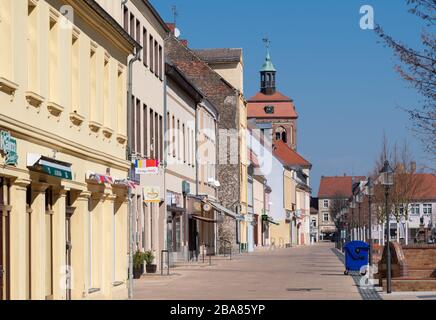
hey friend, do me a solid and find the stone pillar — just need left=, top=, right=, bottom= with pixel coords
left=9, top=179, right=30, bottom=300
left=71, top=191, right=91, bottom=300
left=52, top=188, right=67, bottom=300
left=101, top=194, right=116, bottom=298
left=30, top=182, right=49, bottom=300
left=90, top=192, right=104, bottom=291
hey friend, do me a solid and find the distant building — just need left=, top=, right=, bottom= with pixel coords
left=310, top=198, right=319, bottom=242
left=317, top=176, right=366, bottom=240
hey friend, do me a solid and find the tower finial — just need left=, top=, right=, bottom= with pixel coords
left=262, top=37, right=271, bottom=51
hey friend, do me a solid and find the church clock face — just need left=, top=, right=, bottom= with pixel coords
left=264, top=105, right=275, bottom=114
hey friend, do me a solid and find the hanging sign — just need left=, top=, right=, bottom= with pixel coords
left=143, top=186, right=161, bottom=203
left=135, top=159, right=159, bottom=175
left=0, top=131, right=18, bottom=166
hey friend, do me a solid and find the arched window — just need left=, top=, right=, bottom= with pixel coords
left=275, top=127, right=287, bottom=143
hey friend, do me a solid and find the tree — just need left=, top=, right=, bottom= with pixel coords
left=375, top=0, right=436, bottom=158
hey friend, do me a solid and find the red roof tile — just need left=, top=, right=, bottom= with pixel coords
left=247, top=91, right=298, bottom=119
left=411, top=174, right=436, bottom=200
left=248, top=91, right=293, bottom=102
left=273, top=140, right=311, bottom=168
left=318, top=176, right=366, bottom=198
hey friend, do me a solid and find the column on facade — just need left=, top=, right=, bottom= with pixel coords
left=9, top=179, right=30, bottom=300
left=52, top=187, right=67, bottom=300
left=30, top=182, right=49, bottom=300
left=70, top=191, right=91, bottom=300
left=114, top=195, right=128, bottom=284
left=101, top=193, right=116, bottom=298
left=90, top=191, right=104, bottom=292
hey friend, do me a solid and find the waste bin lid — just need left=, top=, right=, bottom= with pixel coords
left=344, top=241, right=369, bottom=249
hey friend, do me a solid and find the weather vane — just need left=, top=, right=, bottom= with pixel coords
left=172, top=5, right=178, bottom=27
left=262, top=37, right=271, bottom=50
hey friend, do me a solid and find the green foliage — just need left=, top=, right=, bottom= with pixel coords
left=133, top=251, right=146, bottom=269
left=143, top=250, right=155, bottom=266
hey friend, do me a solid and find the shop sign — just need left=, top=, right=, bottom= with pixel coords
left=143, top=186, right=161, bottom=203
left=135, top=159, right=159, bottom=175
left=0, top=131, right=18, bottom=166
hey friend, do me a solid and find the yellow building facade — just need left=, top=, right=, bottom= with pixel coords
left=0, top=0, right=136, bottom=300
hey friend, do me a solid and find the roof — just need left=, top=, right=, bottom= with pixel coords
left=318, top=176, right=366, bottom=199
left=409, top=174, right=436, bottom=201
left=140, top=0, right=170, bottom=33
left=247, top=91, right=298, bottom=119
left=248, top=91, right=293, bottom=102
left=165, top=61, right=204, bottom=104
left=273, top=140, right=311, bottom=168
left=248, top=149, right=260, bottom=168
left=83, top=0, right=140, bottom=51
left=193, top=48, right=243, bottom=64
left=260, top=49, right=276, bottom=72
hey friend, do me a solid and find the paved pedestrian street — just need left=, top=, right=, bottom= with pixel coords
left=133, top=243, right=368, bottom=300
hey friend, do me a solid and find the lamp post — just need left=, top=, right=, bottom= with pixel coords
left=356, top=194, right=363, bottom=241
left=350, top=200, right=356, bottom=241
left=365, top=178, right=375, bottom=265
left=380, top=160, right=394, bottom=294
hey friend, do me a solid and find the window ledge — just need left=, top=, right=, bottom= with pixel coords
left=88, top=288, right=101, bottom=294
left=102, top=127, right=114, bottom=139
left=89, top=121, right=103, bottom=133
left=112, top=281, right=124, bottom=287
left=116, top=133, right=127, bottom=145
left=47, top=101, right=64, bottom=117
left=0, top=77, right=19, bottom=98
left=25, top=91, right=44, bottom=110
left=70, top=112, right=85, bottom=126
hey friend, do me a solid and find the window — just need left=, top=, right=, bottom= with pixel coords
left=323, top=212, right=329, bottom=222
left=158, top=45, right=163, bottom=80
left=142, top=27, right=148, bottom=66
left=0, top=0, right=12, bottom=79
left=167, top=112, right=170, bottom=156
left=90, top=47, right=97, bottom=120
left=71, top=33, right=79, bottom=112
left=135, top=99, right=141, bottom=154
left=275, top=127, right=286, bottom=143
left=149, top=35, right=154, bottom=73
left=172, top=116, right=175, bottom=157
left=45, top=188, right=54, bottom=298
left=49, top=15, right=59, bottom=102
left=143, top=104, right=148, bottom=156
left=154, top=40, right=158, bottom=77
left=177, top=120, right=180, bottom=161
left=312, top=220, right=317, bottom=228
left=183, top=124, right=186, bottom=163
left=136, top=19, right=140, bottom=45
left=123, top=7, right=128, bottom=31
left=154, top=112, right=159, bottom=161
left=150, top=108, right=154, bottom=158
left=103, top=57, right=110, bottom=127
left=411, top=204, right=420, bottom=215
left=323, top=200, right=329, bottom=208
left=159, top=115, right=163, bottom=163
left=129, top=13, right=135, bottom=39
left=423, top=204, right=432, bottom=216
left=28, top=2, right=38, bottom=92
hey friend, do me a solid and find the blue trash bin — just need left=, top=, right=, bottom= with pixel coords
left=343, top=241, right=369, bottom=275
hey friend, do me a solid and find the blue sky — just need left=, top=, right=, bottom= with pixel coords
left=151, top=0, right=430, bottom=195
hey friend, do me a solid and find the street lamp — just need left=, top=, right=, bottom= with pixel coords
left=365, top=177, right=375, bottom=265
left=380, top=160, right=394, bottom=294
left=355, top=194, right=363, bottom=241
left=350, top=200, right=356, bottom=241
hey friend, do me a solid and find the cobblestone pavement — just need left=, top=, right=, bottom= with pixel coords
left=133, top=243, right=363, bottom=300
left=331, top=248, right=382, bottom=300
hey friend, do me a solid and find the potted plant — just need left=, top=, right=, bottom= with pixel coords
left=144, top=250, right=157, bottom=274
left=133, top=251, right=145, bottom=279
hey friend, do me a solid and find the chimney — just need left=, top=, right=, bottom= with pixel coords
left=166, top=23, right=176, bottom=35
left=180, top=39, right=188, bottom=47
left=411, top=161, right=417, bottom=173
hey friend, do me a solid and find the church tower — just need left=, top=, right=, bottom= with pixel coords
left=247, top=40, right=299, bottom=151
left=260, top=47, right=277, bottom=95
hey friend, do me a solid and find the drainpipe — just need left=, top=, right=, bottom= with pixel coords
left=195, top=105, right=199, bottom=196
left=127, top=44, right=141, bottom=300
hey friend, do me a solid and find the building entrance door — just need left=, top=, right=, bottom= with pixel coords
left=65, top=204, right=75, bottom=301
left=0, top=178, right=10, bottom=300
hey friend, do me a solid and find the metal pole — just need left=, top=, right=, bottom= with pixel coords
left=385, top=187, right=392, bottom=294
left=127, top=44, right=141, bottom=300
left=368, top=195, right=372, bottom=266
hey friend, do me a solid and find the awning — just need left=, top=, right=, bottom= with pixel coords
left=27, top=154, right=72, bottom=180
left=192, top=215, right=217, bottom=223
left=209, top=201, right=237, bottom=219
left=167, top=205, right=186, bottom=214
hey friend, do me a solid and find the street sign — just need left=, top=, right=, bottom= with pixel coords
left=143, top=186, right=161, bottom=203
left=0, top=131, right=18, bottom=166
